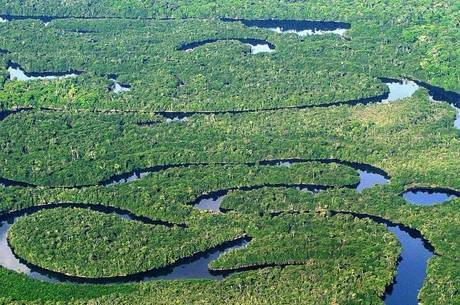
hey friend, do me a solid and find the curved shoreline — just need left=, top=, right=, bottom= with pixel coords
left=5, top=231, right=250, bottom=284
left=0, top=201, right=435, bottom=305
left=191, top=183, right=335, bottom=212
left=1, top=76, right=457, bottom=125
left=0, top=68, right=451, bottom=303
left=0, top=157, right=388, bottom=190
left=402, top=187, right=460, bottom=206
left=7, top=61, right=82, bottom=80
left=332, top=211, right=435, bottom=305
left=177, top=38, right=275, bottom=53
left=0, top=202, right=186, bottom=228
left=98, top=158, right=389, bottom=189
left=0, top=154, right=436, bottom=305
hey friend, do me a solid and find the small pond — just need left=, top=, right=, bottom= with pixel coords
left=403, top=188, right=459, bottom=206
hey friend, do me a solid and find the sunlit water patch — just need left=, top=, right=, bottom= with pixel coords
left=356, top=169, right=389, bottom=193
left=402, top=188, right=459, bottom=206
left=0, top=220, right=57, bottom=282
left=178, top=38, right=275, bottom=54
left=455, top=107, right=460, bottom=129
left=8, top=63, right=80, bottom=81
left=259, top=159, right=389, bottom=193
left=380, top=79, right=419, bottom=103
left=249, top=43, right=275, bottom=54
left=165, top=116, right=188, bottom=123
left=109, top=79, right=131, bottom=94
left=270, top=27, right=348, bottom=37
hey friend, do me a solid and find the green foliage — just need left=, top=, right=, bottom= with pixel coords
left=210, top=213, right=398, bottom=273
left=0, top=1, right=458, bottom=304
left=0, top=94, right=458, bottom=188
left=8, top=207, right=244, bottom=277
left=0, top=18, right=386, bottom=112
left=0, top=162, right=358, bottom=223
left=0, top=268, right=135, bottom=303
left=221, top=187, right=318, bottom=214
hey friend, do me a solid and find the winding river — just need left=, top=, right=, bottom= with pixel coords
left=6, top=63, right=131, bottom=94
left=150, top=77, right=460, bottom=124
left=0, top=191, right=435, bottom=305
left=193, top=184, right=331, bottom=212
left=0, top=145, right=439, bottom=305
left=0, top=156, right=387, bottom=189
left=2, top=64, right=458, bottom=128
left=0, top=15, right=456, bottom=305
left=0, top=80, right=452, bottom=304
left=332, top=211, right=435, bottom=305
left=97, top=158, right=389, bottom=190
left=0, top=88, right=449, bottom=304
left=0, top=206, right=248, bottom=283
left=0, top=76, right=453, bottom=303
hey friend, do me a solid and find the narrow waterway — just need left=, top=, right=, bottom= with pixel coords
left=221, top=19, right=351, bottom=37
left=333, top=211, right=434, bottom=305
left=0, top=204, right=248, bottom=283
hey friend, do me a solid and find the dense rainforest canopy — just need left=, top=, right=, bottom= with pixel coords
left=0, top=0, right=458, bottom=304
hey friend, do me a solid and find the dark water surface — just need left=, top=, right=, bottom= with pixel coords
left=178, top=38, right=275, bottom=54
left=334, top=211, right=435, bottom=305
left=221, top=19, right=350, bottom=36
left=0, top=203, right=250, bottom=284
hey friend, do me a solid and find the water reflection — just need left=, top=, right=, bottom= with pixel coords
left=249, top=43, right=275, bottom=54
left=8, top=64, right=79, bottom=81
left=109, top=78, right=131, bottom=94
left=269, top=27, right=348, bottom=37
left=383, top=223, right=434, bottom=305
left=455, top=107, right=460, bottom=129
left=195, top=194, right=226, bottom=212
left=382, top=79, right=419, bottom=103
left=194, top=184, right=329, bottom=212
left=222, top=19, right=350, bottom=37
left=403, top=188, right=458, bottom=206
left=0, top=220, right=58, bottom=282
left=0, top=207, right=248, bottom=283
left=356, top=170, right=389, bottom=193
left=178, top=38, right=275, bottom=54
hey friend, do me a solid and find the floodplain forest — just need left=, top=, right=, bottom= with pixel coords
left=0, top=1, right=459, bottom=305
